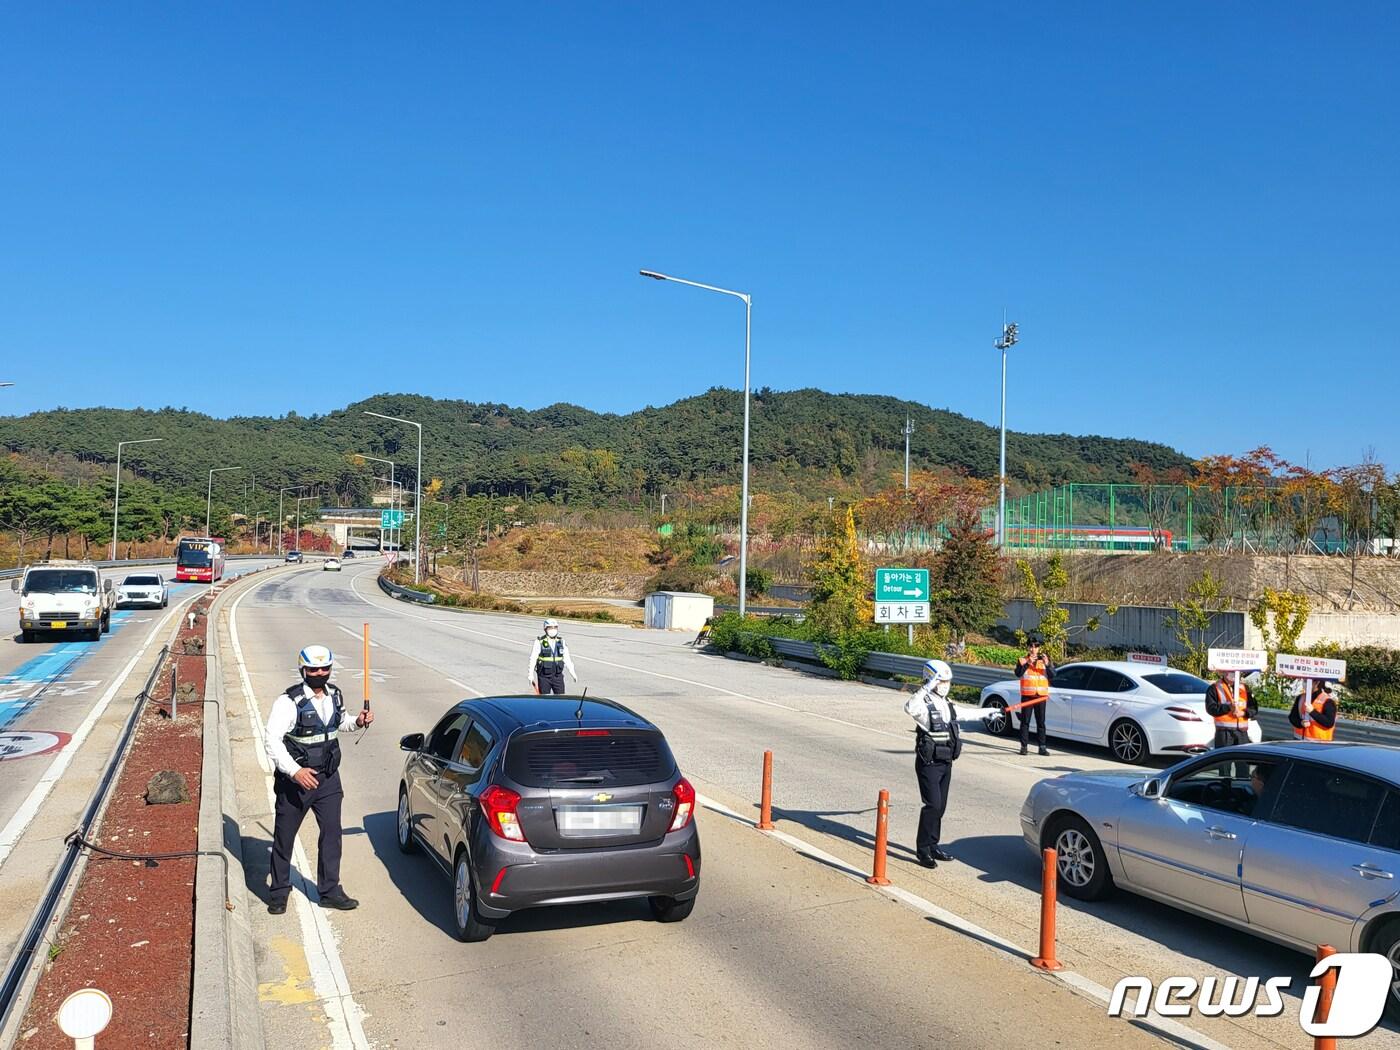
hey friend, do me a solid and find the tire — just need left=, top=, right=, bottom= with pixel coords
left=983, top=695, right=1014, bottom=737
left=396, top=787, right=418, bottom=855
left=648, top=894, right=697, bottom=923
left=101, top=612, right=111, bottom=634
left=20, top=630, right=33, bottom=644
left=1044, top=815, right=1113, bottom=901
left=1365, top=917, right=1400, bottom=1020
left=452, top=849, right=495, bottom=942
left=1108, top=719, right=1149, bottom=764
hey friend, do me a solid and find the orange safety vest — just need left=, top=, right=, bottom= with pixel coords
left=1211, top=681, right=1250, bottom=729
left=1293, top=697, right=1336, bottom=742
left=1020, top=657, right=1051, bottom=699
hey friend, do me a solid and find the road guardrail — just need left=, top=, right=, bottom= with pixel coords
left=378, top=573, right=436, bottom=604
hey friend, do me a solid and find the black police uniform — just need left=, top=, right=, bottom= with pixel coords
left=270, top=682, right=348, bottom=905
left=915, top=702, right=962, bottom=860
left=535, top=635, right=568, bottom=695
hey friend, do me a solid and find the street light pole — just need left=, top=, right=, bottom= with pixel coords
left=353, top=453, right=398, bottom=552
left=295, top=492, right=320, bottom=549
left=903, top=416, right=914, bottom=491
left=641, top=269, right=753, bottom=617
left=111, top=438, right=163, bottom=560
left=206, top=467, right=243, bottom=541
left=995, top=321, right=1020, bottom=547
left=660, top=493, right=669, bottom=517
left=364, top=412, right=424, bottom=584
left=277, top=486, right=304, bottom=555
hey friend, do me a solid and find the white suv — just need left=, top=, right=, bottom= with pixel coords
left=12, top=561, right=116, bottom=642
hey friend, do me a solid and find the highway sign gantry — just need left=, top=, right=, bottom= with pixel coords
left=874, top=568, right=930, bottom=623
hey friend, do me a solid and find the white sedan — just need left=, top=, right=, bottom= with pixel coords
left=322, top=557, right=342, bottom=572
left=979, top=660, right=1263, bottom=763
left=116, top=572, right=168, bottom=609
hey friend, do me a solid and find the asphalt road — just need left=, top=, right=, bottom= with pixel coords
left=225, top=564, right=1160, bottom=1050
left=0, top=557, right=283, bottom=972
left=221, top=563, right=1399, bottom=1050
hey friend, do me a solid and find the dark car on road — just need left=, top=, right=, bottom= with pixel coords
left=396, top=695, right=700, bottom=941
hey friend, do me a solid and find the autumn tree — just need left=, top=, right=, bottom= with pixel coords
left=929, top=505, right=1003, bottom=646
left=807, top=507, right=871, bottom=635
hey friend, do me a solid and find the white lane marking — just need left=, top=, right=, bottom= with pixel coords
left=229, top=580, right=371, bottom=1050
left=332, top=623, right=379, bottom=648
left=445, top=677, right=485, bottom=697
left=0, top=586, right=207, bottom=871
left=695, top=792, right=1232, bottom=1050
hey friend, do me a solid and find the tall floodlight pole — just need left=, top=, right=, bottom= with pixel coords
left=278, top=486, right=305, bottom=554
left=206, top=466, right=243, bottom=539
left=364, top=412, right=423, bottom=584
left=660, top=493, right=669, bottom=517
left=995, top=321, right=1020, bottom=547
left=641, top=269, right=753, bottom=617
left=903, top=417, right=914, bottom=491
left=110, top=438, right=163, bottom=560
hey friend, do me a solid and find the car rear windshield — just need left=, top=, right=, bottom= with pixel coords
left=504, top=729, right=677, bottom=789
left=124, top=575, right=160, bottom=586
left=23, top=570, right=98, bottom=595
left=1143, top=673, right=1211, bottom=694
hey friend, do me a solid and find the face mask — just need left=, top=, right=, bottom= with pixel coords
left=932, top=679, right=951, bottom=698
left=303, top=669, right=331, bottom=689
left=546, top=628, right=558, bottom=638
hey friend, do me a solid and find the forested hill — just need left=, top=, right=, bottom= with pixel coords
left=0, top=388, right=1189, bottom=504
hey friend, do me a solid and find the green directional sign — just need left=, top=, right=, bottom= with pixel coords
left=381, top=509, right=404, bottom=529
left=875, top=567, right=928, bottom=602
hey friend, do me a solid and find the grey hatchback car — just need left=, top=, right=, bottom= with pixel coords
left=396, top=695, right=701, bottom=941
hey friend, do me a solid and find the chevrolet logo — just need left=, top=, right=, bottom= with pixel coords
left=592, top=792, right=613, bottom=803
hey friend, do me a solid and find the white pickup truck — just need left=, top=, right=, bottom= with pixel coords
left=12, top=560, right=116, bottom=642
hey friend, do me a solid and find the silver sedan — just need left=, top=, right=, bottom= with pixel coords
left=1020, top=740, right=1400, bottom=1018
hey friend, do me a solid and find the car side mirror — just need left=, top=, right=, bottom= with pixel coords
left=1135, top=778, right=1163, bottom=799
left=400, top=733, right=424, bottom=752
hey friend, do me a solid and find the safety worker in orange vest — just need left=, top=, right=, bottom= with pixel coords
left=1204, top=670, right=1257, bottom=748
left=1014, top=637, right=1054, bottom=756
left=1289, top=680, right=1338, bottom=741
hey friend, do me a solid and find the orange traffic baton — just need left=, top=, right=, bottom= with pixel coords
left=757, top=750, right=775, bottom=831
left=866, top=789, right=892, bottom=886
left=1031, top=847, right=1064, bottom=971
left=1313, top=944, right=1337, bottom=1050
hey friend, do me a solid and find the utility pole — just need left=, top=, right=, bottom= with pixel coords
left=903, top=416, right=914, bottom=491
left=995, top=321, right=1020, bottom=547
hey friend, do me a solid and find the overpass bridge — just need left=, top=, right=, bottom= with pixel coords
left=314, top=507, right=415, bottom=550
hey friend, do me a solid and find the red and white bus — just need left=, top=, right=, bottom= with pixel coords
left=175, top=537, right=226, bottom=583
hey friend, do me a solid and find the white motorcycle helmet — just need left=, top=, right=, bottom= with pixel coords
left=922, top=658, right=953, bottom=696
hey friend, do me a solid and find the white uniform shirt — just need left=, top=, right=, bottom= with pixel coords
left=526, top=634, right=578, bottom=685
left=264, top=682, right=362, bottom=778
left=904, top=680, right=989, bottom=731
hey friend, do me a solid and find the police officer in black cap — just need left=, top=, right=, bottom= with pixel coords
left=263, top=644, right=372, bottom=914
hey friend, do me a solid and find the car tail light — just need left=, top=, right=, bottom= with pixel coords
left=574, top=729, right=610, bottom=737
left=669, top=776, right=695, bottom=832
left=1165, top=706, right=1203, bottom=722
left=480, top=785, right=526, bottom=842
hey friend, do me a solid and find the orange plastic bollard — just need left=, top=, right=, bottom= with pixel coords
left=1314, top=944, right=1337, bottom=1050
left=866, top=789, right=892, bottom=886
left=757, top=750, right=775, bottom=830
left=1031, top=847, right=1064, bottom=971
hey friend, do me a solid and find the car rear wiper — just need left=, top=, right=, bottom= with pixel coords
left=555, top=775, right=605, bottom=784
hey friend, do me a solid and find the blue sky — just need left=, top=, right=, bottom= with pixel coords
left=1, top=3, right=1395, bottom=469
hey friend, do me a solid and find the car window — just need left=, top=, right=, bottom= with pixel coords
left=1166, top=757, right=1280, bottom=817
left=457, top=721, right=494, bottom=769
left=426, top=711, right=469, bottom=762
left=1051, top=665, right=1092, bottom=689
left=1270, top=762, right=1387, bottom=845
left=1370, top=792, right=1400, bottom=853
left=124, top=575, right=161, bottom=585
left=1088, top=668, right=1136, bottom=693
left=1143, top=673, right=1211, bottom=694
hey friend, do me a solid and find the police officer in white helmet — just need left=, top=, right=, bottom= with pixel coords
left=527, top=618, right=578, bottom=695
left=904, top=659, right=996, bottom=868
left=263, top=645, right=372, bottom=914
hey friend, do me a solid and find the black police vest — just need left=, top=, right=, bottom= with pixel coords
left=536, top=636, right=565, bottom=668
left=283, top=683, right=344, bottom=776
left=917, top=700, right=962, bottom=763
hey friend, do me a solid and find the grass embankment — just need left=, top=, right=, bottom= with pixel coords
left=384, top=565, right=637, bottom=624
left=471, top=526, right=657, bottom=573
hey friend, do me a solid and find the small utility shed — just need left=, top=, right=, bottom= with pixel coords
left=644, top=591, right=714, bottom=631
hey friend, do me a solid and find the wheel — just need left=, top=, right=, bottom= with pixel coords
left=20, top=630, right=33, bottom=644
left=983, top=696, right=1014, bottom=737
left=452, top=849, right=495, bottom=942
left=1108, top=719, right=1148, bottom=764
left=101, top=612, right=111, bottom=634
left=1045, top=815, right=1113, bottom=901
left=161, top=598, right=168, bottom=608
left=648, top=894, right=697, bottom=923
left=1365, top=917, right=1400, bottom=1020
left=396, top=787, right=418, bottom=855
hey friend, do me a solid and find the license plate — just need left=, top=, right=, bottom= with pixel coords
left=49, top=621, right=67, bottom=629
left=557, top=806, right=643, bottom=833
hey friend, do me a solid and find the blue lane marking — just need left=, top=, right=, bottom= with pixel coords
left=1, top=562, right=269, bottom=731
